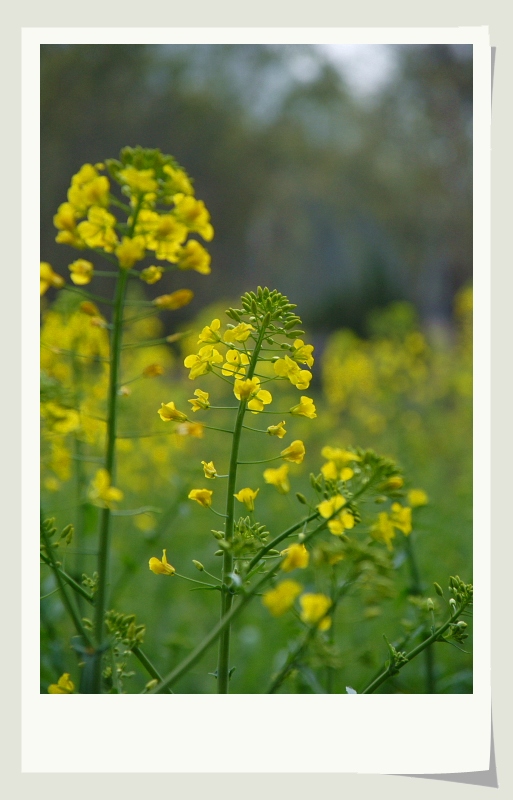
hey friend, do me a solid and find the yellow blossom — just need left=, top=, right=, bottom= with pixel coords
left=173, top=193, right=214, bottom=241
left=115, top=236, right=147, bottom=269
left=176, top=421, right=205, bottom=438
left=188, top=488, right=213, bottom=507
left=299, top=593, right=332, bottom=629
left=321, top=447, right=361, bottom=482
left=273, top=355, right=312, bottom=390
left=202, top=461, right=217, bottom=479
left=263, top=464, right=290, bottom=494
left=140, top=265, right=164, bottom=284
left=40, top=262, right=65, bottom=295
left=267, top=420, right=286, bottom=438
left=292, top=339, right=315, bottom=367
left=262, top=580, right=302, bottom=617
left=408, top=489, right=429, bottom=507
left=198, top=318, right=221, bottom=344
left=289, top=396, right=317, bottom=419
left=223, top=323, right=255, bottom=343
left=281, top=543, right=309, bottom=572
left=119, top=166, right=158, bottom=195
left=234, top=487, right=259, bottom=511
left=163, top=163, right=194, bottom=196
left=67, top=164, right=110, bottom=213
left=40, top=402, right=80, bottom=435
left=143, top=363, right=164, bottom=378
left=68, top=259, right=94, bottom=286
left=184, top=345, right=223, bottom=379
left=222, top=349, right=249, bottom=377
left=135, top=209, right=187, bottom=261
left=88, top=469, right=123, bottom=509
left=327, top=510, right=355, bottom=536
left=390, top=502, right=412, bottom=535
left=149, top=548, right=176, bottom=576
left=158, top=401, right=188, bottom=422
left=234, top=377, right=272, bottom=412
left=154, top=289, right=194, bottom=311
left=321, top=461, right=354, bottom=482
left=76, top=206, right=118, bottom=252
left=188, top=389, right=210, bottom=412
left=53, top=202, right=78, bottom=234
left=371, top=512, right=396, bottom=550
left=177, top=240, right=211, bottom=274
left=280, top=440, right=305, bottom=464
left=317, top=494, right=347, bottom=519
left=48, top=673, right=75, bottom=694
left=317, top=494, right=354, bottom=534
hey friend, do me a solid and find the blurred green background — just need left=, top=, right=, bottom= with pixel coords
left=40, top=44, right=473, bottom=693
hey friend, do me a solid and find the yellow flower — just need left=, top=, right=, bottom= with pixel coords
left=290, top=396, right=317, bottom=419
left=188, top=488, right=213, bottom=507
left=327, top=510, right=355, bottom=536
left=281, top=543, right=309, bottom=572
left=234, top=377, right=272, bottom=412
left=317, top=494, right=347, bottom=518
left=222, top=349, right=249, bottom=377
left=135, top=209, right=187, bottom=261
left=149, top=548, right=176, bottom=576
left=53, top=202, right=78, bottom=234
left=188, top=389, right=210, bottom=412
left=320, top=447, right=361, bottom=482
left=115, top=235, right=147, bottom=269
left=68, top=259, right=94, bottom=286
left=198, top=318, right=221, bottom=344
left=263, top=464, right=290, bottom=494
left=154, top=289, right=194, bottom=310
left=163, top=163, right=194, bottom=196
left=158, top=401, right=188, bottom=422
left=48, top=673, right=75, bottom=694
left=292, top=339, right=314, bottom=367
left=119, top=166, right=158, bottom=195
left=273, top=355, right=312, bottom=390
left=173, top=193, right=214, bottom=241
left=267, top=420, right=286, bottom=438
left=175, top=422, right=205, bottom=438
left=223, top=323, right=255, bottom=343
left=202, top=460, right=217, bottom=479
left=177, top=240, right=211, bottom=275
left=184, top=345, right=223, bottom=379
left=371, top=512, right=396, bottom=550
left=76, top=206, right=118, bottom=252
left=140, top=265, right=164, bottom=284
left=390, top=502, right=412, bottom=535
left=40, top=262, right=65, bottom=295
left=40, top=402, right=80, bottom=435
left=68, top=164, right=110, bottom=213
left=408, top=488, right=429, bottom=508
left=234, top=487, right=259, bottom=511
left=280, top=440, right=305, bottom=464
left=299, top=593, right=332, bottom=629
left=88, top=469, right=123, bottom=509
left=262, top=580, right=302, bottom=617
left=321, top=461, right=354, bottom=482
left=317, top=495, right=354, bottom=535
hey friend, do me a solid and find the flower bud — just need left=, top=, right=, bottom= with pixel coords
left=192, top=560, right=204, bottom=572
left=433, top=582, right=444, bottom=597
left=296, top=492, right=307, bottom=505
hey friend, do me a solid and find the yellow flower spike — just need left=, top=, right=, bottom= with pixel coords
left=88, top=468, right=123, bottom=509
left=267, top=420, right=287, bottom=438
left=263, top=464, right=290, bottom=494
left=234, top=487, right=259, bottom=511
left=68, top=259, right=94, bottom=286
left=371, top=512, right=396, bottom=551
left=143, top=363, right=164, bottom=378
left=154, top=289, right=194, bottom=310
left=176, top=422, right=205, bottom=438
left=202, top=460, right=217, bottom=479
left=115, top=235, right=147, bottom=269
left=390, top=502, right=412, bottom=535
left=188, top=389, right=210, bottom=412
left=158, top=401, right=188, bottom=422
left=149, top=548, right=176, bottom=576
left=292, top=339, right=315, bottom=367
left=140, top=265, right=164, bottom=284
left=299, top=593, right=332, bottom=628
left=177, top=240, right=211, bottom=275
left=222, top=349, right=250, bottom=377
left=188, top=488, right=213, bottom=507
left=198, top=318, right=222, bottom=344
left=184, top=345, right=223, bottom=379
left=280, top=440, right=306, bottom=464
left=262, top=580, right=302, bottom=617
left=289, top=396, right=317, bottom=419
left=40, top=262, right=65, bottom=295
left=408, top=488, right=429, bottom=508
left=223, top=322, right=255, bottom=343
left=48, top=673, right=75, bottom=694
left=317, top=494, right=347, bottom=519
left=281, top=543, right=309, bottom=572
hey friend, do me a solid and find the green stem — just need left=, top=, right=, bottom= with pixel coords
left=404, top=534, right=436, bottom=693
left=246, top=512, right=319, bottom=573
left=92, top=268, right=129, bottom=692
left=216, top=316, right=270, bottom=694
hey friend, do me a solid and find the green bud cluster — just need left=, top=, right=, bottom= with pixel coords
left=104, top=610, right=146, bottom=649
left=227, top=287, right=304, bottom=341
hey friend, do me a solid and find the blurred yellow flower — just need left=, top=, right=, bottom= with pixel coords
left=68, top=259, right=94, bottom=286
left=119, top=166, right=158, bottom=194
left=149, top=549, right=176, bottom=576
left=267, top=420, right=286, bottom=438
left=289, top=396, right=317, bottom=419
left=176, top=421, right=205, bottom=438
left=188, top=389, right=210, bottom=412
left=371, top=512, right=396, bottom=550
left=140, top=265, right=164, bottom=284
left=263, top=463, right=290, bottom=494
left=154, top=289, right=194, bottom=310
left=280, top=440, right=305, bottom=464
left=88, top=469, right=123, bottom=509
left=143, top=363, right=164, bottom=378
left=408, top=488, right=429, bottom=507
left=262, top=580, right=302, bottom=616
left=234, top=487, right=259, bottom=511
left=299, top=593, right=332, bottom=629
left=173, top=194, right=214, bottom=241
left=188, top=488, right=213, bottom=507
left=177, top=240, right=211, bottom=274
left=158, top=401, right=188, bottom=422
left=163, top=163, right=194, bottom=196
left=317, top=494, right=346, bottom=518
left=390, top=502, right=412, bottom=535
left=281, top=543, right=309, bottom=572
left=48, top=673, right=75, bottom=694
left=40, top=262, right=65, bottom=295
left=115, top=235, right=147, bottom=268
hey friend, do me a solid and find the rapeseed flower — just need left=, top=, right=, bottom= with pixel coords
left=263, top=464, right=290, bottom=494
left=68, top=259, right=94, bottom=286
left=48, top=673, right=75, bottom=694
left=320, top=446, right=361, bottom=482
left=280, top=440, right=305, bottom=464
left=371, top=512, right=396, bottom=550
left=154, top=289, right=194, bottom=310
left=119, top=166, right=158, bottom=195
left=77, top=206, right=118, bottom=252
left=273, top=355, right=312, bottom=390
left=289, top=396, right=317, bottom=419
left=177, top=240, right=211, bottom=274
left=223, top=323, right=255, bottom=343
left=390, top=502, right=412, bottom=535
left=299, top=593, right=332, bottom=629
left=115, top=236, right=146, bottom=269
left=68, top=163, right=110, bottom=213
left=408, top=489, right=429, bottom=507
left=281, top=543, right=309, bottom=572
left=184, top=345, right=223, bottom=379
left=40, top=262, right=65, bottom=295
left=188, top=389, right=210, bottom=411
left=140, top=265, right=164, bottom=284
left=262, top=580, right=302, bottom=616
left=222, top=350, right=249, bottom=377
left=234, top=487, right=259, bottom=511
left=188, top=488, right=213, bottom=507
left=198, top=319, right=222, bottom=344
left=149, top=549, right=176, bottom=575
left=267, top=420, right=287, bottom=438
left=88, top=469, right=123, bottom=509
left=163, top=163, right=194, bottom=196
left=175, top=422, right=205, bottom=438
left=202, top=461, right=217, bottom=479
left=158, top=401, right=188, bottom=422
left=173, top=194, right=214, bottom=241
left=234, top=377, right=272, bottom=412
left=291, top=339, right=314, bottom=367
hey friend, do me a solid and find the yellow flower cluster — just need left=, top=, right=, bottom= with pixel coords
left=371, top=502, right=412, bottom=550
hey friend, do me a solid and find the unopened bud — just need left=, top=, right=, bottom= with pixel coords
left=214, top=550, right=224, bottom=556
left=426, top=598, right=434, bottom=611
left=433, top=582, right=444, bottom=597
left=192, top=560, right=204, bottom=572
left=145, top=679, right=159, bottom=692
left=211, top=530, right=224, bottom=540
left=296, top=492, right=307, bottom=505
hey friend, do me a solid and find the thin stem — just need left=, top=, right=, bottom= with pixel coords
left=62, top=285, right=115, bottom=306
left=175, top=572, right=220, bottom=589
left=404, top=534, right=436, bottom=693
left=237, top=455, right=282, bottom=465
